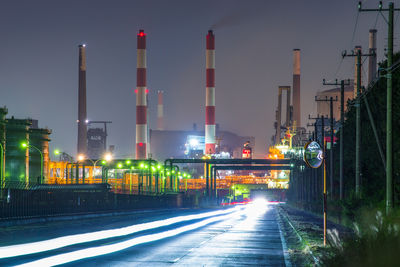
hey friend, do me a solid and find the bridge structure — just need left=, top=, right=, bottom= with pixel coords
left=164, top=158, right=294, bottom=197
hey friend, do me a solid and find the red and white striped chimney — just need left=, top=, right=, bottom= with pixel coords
left=157, top=90, right=164, bottom=130
left=205, top=30, right=216, bottom=155
left=136, top=29, right=147, bottom=159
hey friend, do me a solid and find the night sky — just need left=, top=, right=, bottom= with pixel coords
left=0, top=0, right=397, bottom=158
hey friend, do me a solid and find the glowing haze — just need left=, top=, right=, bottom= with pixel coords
left=0, top=0, right=394, bottom=158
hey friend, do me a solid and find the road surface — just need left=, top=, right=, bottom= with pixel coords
left=0, top=201, right=290, bottom=266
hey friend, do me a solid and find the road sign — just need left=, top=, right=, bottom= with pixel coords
left=303, top=141, right=324, bottom=168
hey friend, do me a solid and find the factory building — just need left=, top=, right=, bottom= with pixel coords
left=316, top=81, right=354, bottom=121
left=149, top=127, right=255, bottom=161
left=87, top=121, right=111, bottom=159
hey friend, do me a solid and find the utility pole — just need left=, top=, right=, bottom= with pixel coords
left=315, top=95, right=338, bottom=200
left=358, top=1, right=399, bottom=213
left=308, top=114, right=320, bottom=143
left=308, top=114, right=322, bottom=204
left=322, top=79, right=350, bottom=200
left=342, top=47, right=374, bottom=199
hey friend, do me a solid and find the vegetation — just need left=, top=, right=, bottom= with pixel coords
left=332, top=52, right=400, bottom=216
left=321, top=210, right=400, bottom=266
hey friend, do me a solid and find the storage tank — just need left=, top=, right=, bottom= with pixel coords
left=29, top=128, right=51, bottom=184
left=5, top=118, right=31, bottom=187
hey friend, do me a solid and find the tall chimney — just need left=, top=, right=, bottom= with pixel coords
left=276, top=89, right=282, bottom=145
left=157, top=91, right=164, bottom=130
left=368, top=29, right=377, bottom=85
left=292, top=49, right=301, bottom=127
left=354, top=46, right=362, bottom=98
left=77, top=44, right=87, bottom=156
left=276, top=86, right=290, bottom=145
left=136, top=29, right=147, bottom=159
left=205, top=30, right=216, bottom=154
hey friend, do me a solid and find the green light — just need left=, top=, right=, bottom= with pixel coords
left=167, top=172, right=171, bottom=176
left=131, top=166, right=135, bottom=170
left=21, top=142, right=28, bottom=148
left=139, top=163, right=145, bottom=169
left=54, top=149, right=60, bottom=155
left=157, top=164, right=161, bottom=169
left=144, top=165, right=149, bottom=169
left=126, top=160, right=131, bottom=165
left=183, top=173, right=187, bottom=177
left=171, top=170, right=175, bottom=174
left=187, top=174, right=191, bottom=178
left=178, top=172, right=181, bottom=175
left=101, top=160, right=106, bottom=165
left=151, top=166, right=156, bottom=171
left=117, top=163, right=123, bottom=168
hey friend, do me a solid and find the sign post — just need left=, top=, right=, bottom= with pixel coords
left=304, top=140, right=326, bottom=246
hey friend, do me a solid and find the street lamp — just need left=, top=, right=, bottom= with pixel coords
left=77, top=153, right=113, bottom=181
left=21, top=142, right=43, bottom=184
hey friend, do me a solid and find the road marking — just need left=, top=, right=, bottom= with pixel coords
left=276, top=207, right=292, bottom=267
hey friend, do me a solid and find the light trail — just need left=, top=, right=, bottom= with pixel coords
left=15, top=208, right=248, bottom=267
left=0, top=207, right=241, bottom=259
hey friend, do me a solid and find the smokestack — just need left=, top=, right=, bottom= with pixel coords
left=205, top=30, right=216, bottom=154
left=354, top=46, right=362, bottom=98
left=285, top=87, right=291, bottom=127
left=292, top=49, right=301, bottom=127
left=276, top=86, right=291, bottom=145
left=276, top=89, right=282, bottom=145
left=368, top=29, right=377, bottom=85
left=157, top=90, right=164, bottom=130
left=136, top=29, right=147, bottom=159
left=77, top=44, right=87, bottom=156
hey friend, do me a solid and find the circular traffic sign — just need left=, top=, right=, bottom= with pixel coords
left=303, top=141, right=324, bottom=168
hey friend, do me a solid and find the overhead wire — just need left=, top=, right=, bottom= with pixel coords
left=332, top=11, right=360, bottom=80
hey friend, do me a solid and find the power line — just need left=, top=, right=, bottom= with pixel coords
left=331, top=12, right=360, bottom=79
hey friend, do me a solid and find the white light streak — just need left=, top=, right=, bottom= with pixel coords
left=0, top=208, right=240, bottom=259
left=15, top=209, right=245, bottom=267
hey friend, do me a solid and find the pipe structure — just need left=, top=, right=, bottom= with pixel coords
left=205, top=30, right=216, bottom=154
left=368, top=29, right=377, bottom=85
left=157, top=90, right=164, bottom=130
left=136, top=29, right=147, bottom=159
left=77, top=44, right=87, bottom=156
left=292, top=49, right=301, bottom=127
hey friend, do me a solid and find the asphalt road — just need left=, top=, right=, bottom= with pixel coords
left=0, top=202, right=290, bottom=266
